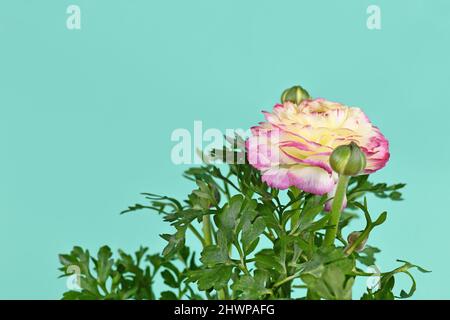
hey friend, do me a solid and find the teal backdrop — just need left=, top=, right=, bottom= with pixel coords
left=1, top=0, right=449, bottom=299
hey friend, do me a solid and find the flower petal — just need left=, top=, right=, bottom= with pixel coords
left=261, top=167, right=292, bottom=190
left=287, top=166, right=335, bottom=195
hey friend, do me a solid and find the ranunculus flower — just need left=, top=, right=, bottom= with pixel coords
left=246, top=98, right=390, bottom=195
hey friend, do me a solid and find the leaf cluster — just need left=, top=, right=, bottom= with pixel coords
left=59, top=136, right=427, bottom=300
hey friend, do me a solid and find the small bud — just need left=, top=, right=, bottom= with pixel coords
left=346, top=231, right=367, bottom=252
left=281, top=85, right=310, bottom=105
left=329, top=142, right=366, bottom=176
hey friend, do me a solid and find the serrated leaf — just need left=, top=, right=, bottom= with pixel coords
left=300, top=248, right=355, bottom=300
left=254, top=249, right=285, bottom=275
left=96, top=246, right=114, bottom=285
left=215, top=195, right=244, bottom=243
left=161, top=231, right=186, bottom=257
left=241, top=216, right=266, bottom=253
left=231, top=270, right=271, bottom=300
left=200, top=245, right=230, bottom=266
left=161, top=270, right=178, bottom=288
left=188, top=265, right=233, bottom=291
left=302, top=264, right=354, bottom=300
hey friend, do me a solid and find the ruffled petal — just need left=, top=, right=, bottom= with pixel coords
left=287, top=165, right=335, bottom=195
left=246, top=130, right=281, bottom=170
left=261, top=167, right=292, bottom=190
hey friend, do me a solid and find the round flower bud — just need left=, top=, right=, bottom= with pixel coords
left=329, top=142, right=367, bottom=176
left=347, top=231, right=367, bottom=252
left=281, top=85, right=310, bottom=105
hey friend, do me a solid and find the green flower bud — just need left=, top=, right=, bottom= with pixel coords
left=281, top=85, right=310, bottom=105
left=346, top=231, right=367, bottom=252
left=329, top=142, right=367, bottom=176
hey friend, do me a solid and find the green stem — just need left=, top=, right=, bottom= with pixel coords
left=188, top=225, right=205, bottom=247
left=202, top=214, right=229, bottom=300
left=202, top=215, right=213, bottom=246
left=344, top=227, right=370, bottom=256
left=289, top=187, right=302, bottom=230
left=323, top=175, right=350, bottom=247
left=273, top=270, right=301, bottom=288
left=235, top=242, right=250, bottom=275
left=218, top=289, right=229, bottom=300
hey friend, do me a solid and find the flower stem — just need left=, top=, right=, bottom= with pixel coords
left=323, top=175, right=350, bottom=247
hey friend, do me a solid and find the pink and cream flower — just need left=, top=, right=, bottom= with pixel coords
left=246, top=98, right=390, bottom=195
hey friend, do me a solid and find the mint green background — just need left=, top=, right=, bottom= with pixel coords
left=1, top=0, right=449, bottom=299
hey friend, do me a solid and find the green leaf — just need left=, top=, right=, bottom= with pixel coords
left=389, top=191, right=403, bottom=201
left=215, top=195, right=244, bottom=243
left=398, top=271, right=417, bottom=299
left=62, top=290, right=98, bottom=300
left=231, top=270, right=271, bottom=300
left=179, top=246, right=190, bottom=264
left=121, top=193, right=182, bottom=215
left=200, top=245, right=230, bottom=266
left=254, top=249, right=285, bottom=275
left=59, top=245, right=158, bottom=300
left=302, top=264, right=354, bottom=300
left=160, top=291, right=178, bottom=300
left=300, top=248, right=355, bottom=300
left=302, top=265, right=354, bottom=300
left=373, top=212, right=387, bottom=226
left=362, top=275, right=395, bottom=300
left=356, top=246, right=381, bottom=267
left=396, top=259, right=431, bottom=274
left=347, top=175, right=406, bottom=203
left=361, top=260, right=430, bottom=300
left=241, top=216, right=266, bottom=253
left=188, top=265, right=234, bottom=291
left=300, top=247, right=348, bottom=277
left=95, top=246, right=114, bottom=286
left=161, top=270, right=178, bottom=288
left=258, top=203, right=282, bottom=235
left=189, top=180, right=220, bottom=210
left=294, top=204, right=324, bottom=234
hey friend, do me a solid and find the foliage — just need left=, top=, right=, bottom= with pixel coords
left=59, top=137, right=428, bottom=300
left=59, top=245, right=202, bottom=300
